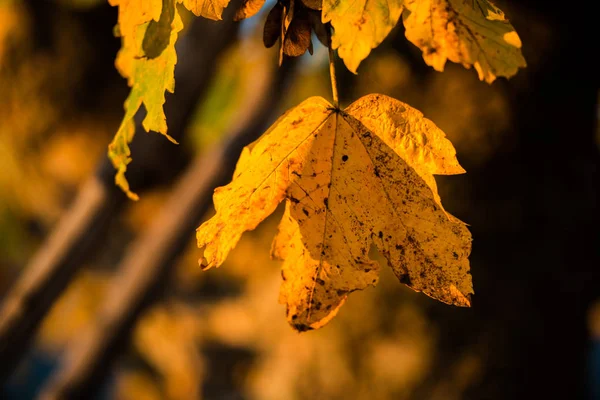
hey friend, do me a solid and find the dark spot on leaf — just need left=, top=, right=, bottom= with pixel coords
left=293, top=323, right=313, bottom=332
left=316, top=278, right=325, bottom=285
left=303, top=208, right=309, bottom=216
left=399, top=274, right=412, bottom=285
left=378, top=231, right=383, bottom=239
left=290, top=197, right=300, bottom=204
left=342, top=155, right=349, bottom=162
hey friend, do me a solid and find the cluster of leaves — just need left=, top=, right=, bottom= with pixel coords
left=109, top=0, right=525, bottom=199
left=108, top=0, right=525, bottom=330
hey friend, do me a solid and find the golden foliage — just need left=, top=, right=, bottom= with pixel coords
left=402, top=0, right=526, bottom=82
left=181, top=0, right=231, bottom=20
left=322, top=0, right=403, bottom=73
left=109, top=0, right=182, bottom=200
left=198, top=94, right=472, bottom=331
left=108, top=0, right=234, bottom=199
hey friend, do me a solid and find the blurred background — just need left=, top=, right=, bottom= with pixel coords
left=0, top=0, right=598, bottom=399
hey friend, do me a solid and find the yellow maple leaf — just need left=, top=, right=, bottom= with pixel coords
left=322, top=0, right=404, bottom=73
left=197, top=94, right=472, bottom=331
left=402, top=0, right=526, bottom=83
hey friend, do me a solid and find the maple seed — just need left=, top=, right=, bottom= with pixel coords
left=197, top=94, right=473, bottom=331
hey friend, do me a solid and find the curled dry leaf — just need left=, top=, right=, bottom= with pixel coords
left=402, top=0, right=526, bottom=83
left=283, top=8, right=313, bottom=56
left=197, top=94, right=473, bottom=331
left=263, top=2, right=283, bottom=48
left=262, top=0, right=328, bottom=60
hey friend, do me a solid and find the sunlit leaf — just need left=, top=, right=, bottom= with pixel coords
left=402, top=0, right=526, bottom=82
left=322, top=0, right=404, bottom=73
left=197, top=94, right=472, bottom=331
left=180, top=0, right=231, bottom=20
left=109, top=0, right=181, bottom=199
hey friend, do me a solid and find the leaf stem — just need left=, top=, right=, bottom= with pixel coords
left=328, top=46, right=339, bottom=109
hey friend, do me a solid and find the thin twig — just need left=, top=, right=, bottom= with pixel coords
left=328, top=46, right=339, bottom=109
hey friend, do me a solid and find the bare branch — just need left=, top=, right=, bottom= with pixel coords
left=39, top=60, right=297, bottom=400
left=0, top=14, right=239, bottom=383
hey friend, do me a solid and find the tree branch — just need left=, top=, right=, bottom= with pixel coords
left=0, top=13, right=239, bottom=383
left=39, top=59, right=297, bottom=400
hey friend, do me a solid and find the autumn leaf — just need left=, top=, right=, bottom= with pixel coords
left=322, top=0, right=404, bottom=73
left=197, top=94, right=472, bottom=331
left=234, top=0, right=266, bottom=21
left=109, top=0, right=181, bottom=200
left=402, top=0, right=526, bottom=83
left=108, top=0, right=233, bottom=199
left=180, top=0, right=231, bottom=20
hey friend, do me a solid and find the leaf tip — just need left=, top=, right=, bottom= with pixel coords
left=199, top=257, right=211, bottom=271
left=449, top=284, right=472, bottom=307
left=114, top=166, right=139, bottom=201
left=503, top=31, right=522, bottom=48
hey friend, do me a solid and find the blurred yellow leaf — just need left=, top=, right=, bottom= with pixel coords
left=115, top=371, right=163, bottom=400
left=322, top=0, right=404, bottom=73
left=197, top=94, right=472, bottom=331
left=39, top=271, right=110, bottom=350
left=134, top=305, right=203, bottom=400
left=402, top=0, right=526, bottom=83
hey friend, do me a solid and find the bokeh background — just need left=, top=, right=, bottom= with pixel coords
left=0, top=0, right=598, bottom=399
